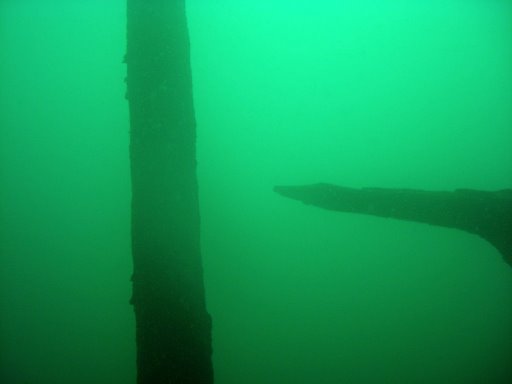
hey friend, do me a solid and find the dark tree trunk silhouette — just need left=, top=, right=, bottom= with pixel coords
left=126, top=1, right=213, bottom=382
left=275, top=183, right=512, bottom=268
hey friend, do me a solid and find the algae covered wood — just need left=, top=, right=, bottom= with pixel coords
left=126, top=0, right=213, bottom=382
left=275, top=183, right=512, bottom=267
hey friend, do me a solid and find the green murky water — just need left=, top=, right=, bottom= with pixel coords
left=1, top=1, right=511, bottom=383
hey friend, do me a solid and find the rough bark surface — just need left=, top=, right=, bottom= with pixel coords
left=126, top=1, right=213, bottom=382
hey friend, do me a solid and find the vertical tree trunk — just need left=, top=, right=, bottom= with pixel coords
left=126, top=1, right=213, bottom=382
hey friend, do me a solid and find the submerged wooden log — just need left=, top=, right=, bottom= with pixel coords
left=126, top=0, right=213, bottom=382
left=274, top=183, right=512, bottom=268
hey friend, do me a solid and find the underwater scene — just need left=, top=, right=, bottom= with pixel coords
left=1, top=0, right=511, bottom=383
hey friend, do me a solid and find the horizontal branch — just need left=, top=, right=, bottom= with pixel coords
left=275, top=183, right=512, bottom=268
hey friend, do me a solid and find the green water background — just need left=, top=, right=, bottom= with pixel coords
left=1, top=0, right=511, bottom=383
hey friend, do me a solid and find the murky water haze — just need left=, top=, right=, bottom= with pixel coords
left=1, top=1, right=511, bottom=383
